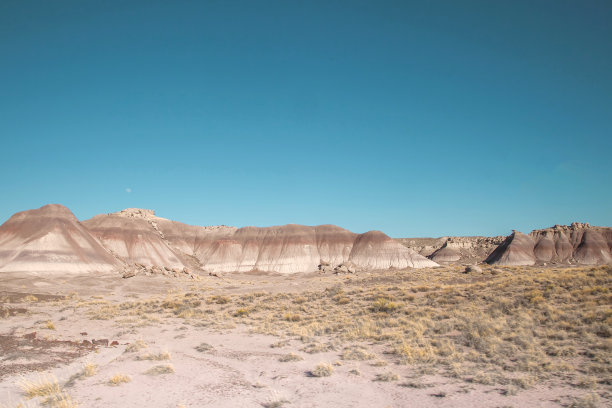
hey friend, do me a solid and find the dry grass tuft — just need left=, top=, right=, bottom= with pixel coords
left=310, top=363, right=334, bottom=377
left=370, top=297, right=399, bottom=313
left=43, top=391, right=78, bottom=408
left=145, top=364, right=175, bottom=375
left=341, top=346, right=375, bottom=361
left=370, top=359, right=388, bottom=367
left=18, top=374, right=61, bottom=399
left=374, top=371, right=400, bottom=382
left=108, top=374, right=131, bottom=386
left=569, top=392, right=599, bottom=408
left=17, top=374, right=77, bottom=408
left=279, top=353, right=303, bottom=362
left=136, top=351, right=171, bottom=361
left=82, top=362, right=97, bottom=378
left=65, top=362, right=98, bottom=387
left=124, top=340, right=147, bottom=353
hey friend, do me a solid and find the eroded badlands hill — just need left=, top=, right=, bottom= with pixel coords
left=86, top=209, right=437, bottom=273
left=0, top=205, right=437, bottom=274
left=0, top=204, right=119, bottom=273
left=486, top=223, right=612, bottom=266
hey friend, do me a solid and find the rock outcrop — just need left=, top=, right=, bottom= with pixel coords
left=0, top=204, right=119, bottom=273
left=396, top=236, right=504, bottom=264
left=429, top=241, right=461, bottom=263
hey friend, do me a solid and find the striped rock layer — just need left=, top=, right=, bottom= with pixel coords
left=0, top=204, right=120, bottom=273
left=486, top=223, right=612, bottom=266
left=0, top=205, right=438, bottom=274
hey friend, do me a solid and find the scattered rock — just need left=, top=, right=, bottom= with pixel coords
left=334, top=262, right=357, bottom=274
left=318, top=263, right=334, bottom=273
left=24, top=332, right=36, bottom=340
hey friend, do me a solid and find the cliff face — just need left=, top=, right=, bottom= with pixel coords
left=0, top=204, right=119, bottom=273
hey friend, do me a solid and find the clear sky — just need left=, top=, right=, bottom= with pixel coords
left=1, top=1, right=610, bottom=237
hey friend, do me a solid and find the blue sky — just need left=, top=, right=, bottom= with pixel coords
left=1, top=1, right=610, bottom=237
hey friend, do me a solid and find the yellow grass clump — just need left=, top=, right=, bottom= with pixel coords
left=311, top=363, right=333, bottom=377
left=108, top=374, right=131, bottom=386
left=18, top=374, right=61, bottom=399
left=17, top=374, right=77, bottom=408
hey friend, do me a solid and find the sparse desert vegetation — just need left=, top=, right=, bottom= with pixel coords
left=1, top=265, right=610, bottom=406
left=81, top=265, right=610, bottom=391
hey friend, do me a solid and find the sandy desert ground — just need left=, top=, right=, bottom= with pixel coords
left=1, top=265, right=610, bottom=408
